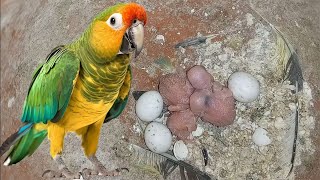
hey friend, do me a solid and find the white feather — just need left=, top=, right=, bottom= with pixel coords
left=3, top=157, right=11, bottom=166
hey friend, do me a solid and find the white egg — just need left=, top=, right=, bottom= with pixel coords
left=136, top=91, right=163, bottom=122
left=252, top=127, right=271, bottom=146
left=144, top=122, right=172, bottom=153
left=173, top=140, right=188, bottom=160
left=228, top=72, right=260, bottom=103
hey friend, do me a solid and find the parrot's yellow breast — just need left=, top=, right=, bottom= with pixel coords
left=56, top=79, right=117, bottom=131
left=34, top=79, right=117, bottom=133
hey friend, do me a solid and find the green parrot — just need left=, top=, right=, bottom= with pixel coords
left=0, top=3, right=147, bottom=178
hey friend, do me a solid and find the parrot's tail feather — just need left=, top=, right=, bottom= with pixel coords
left=0, top=123, right=47, bottom=166
left=0, top=123, right=33, bottom=156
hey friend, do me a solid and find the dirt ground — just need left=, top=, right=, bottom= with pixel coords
left=1, top=0, right=319, bottom=180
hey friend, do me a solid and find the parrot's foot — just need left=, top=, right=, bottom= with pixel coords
left=42, top=169, right=83, bottom=179
left=42, top=154, right=83, bottom=179
left=82, top=167, right=128, bottom=177
left=82, top=155, right=129, bottom=178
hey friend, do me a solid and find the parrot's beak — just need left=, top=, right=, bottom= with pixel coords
left=119, top=20, right=144, bottom=58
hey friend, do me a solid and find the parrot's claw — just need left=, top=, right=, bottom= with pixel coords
left=84, top=155, right=129, bottom=178
left=42, top=169, right=82, bottom=179
left=81, top=167, right=129, bottom=178
left=42, top=170, right=64, bottom=178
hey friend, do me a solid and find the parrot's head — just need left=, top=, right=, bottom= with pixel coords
left=87, top=3, right=147, bottom=60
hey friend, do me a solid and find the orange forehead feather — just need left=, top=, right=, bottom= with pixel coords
left=120, top=3, right=147, bottom=27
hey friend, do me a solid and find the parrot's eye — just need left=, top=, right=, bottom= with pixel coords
left=106, top=13, right=123, bottom=30
left=111, top=17, right=116, bottom=25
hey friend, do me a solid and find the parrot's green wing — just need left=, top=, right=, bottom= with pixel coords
left=104, top=65, right=132, bottom=123
left=21, top=45, right=80, bottom=124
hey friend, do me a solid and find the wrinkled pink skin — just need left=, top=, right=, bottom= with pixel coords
left=187, top=65, right=213, bottom=89
left=159, top=70, right=194, bottom=108
left=187, top=66, right=236, bottom=126
left=159, top=65, right=236, bottom=140
left=166, top=109, right=197, bottom=140
left=168, top=104, right=190, bottom=112
left=189, top=89, right=212, bottom=116
left=159, top=70, right=195, bottom=140
left=189, top=82, right=236, bottom=126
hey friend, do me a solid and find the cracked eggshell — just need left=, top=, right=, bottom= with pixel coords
left=228, top=72, right=260, bottom=103
left=144, top=122, right=172, bottom=153
left=252, top=127, right=271, bottom=146
left=136, top=91, right=163, bottom=122
left=192, top=125, right=204, bottom=137
left=173, top=140, right=188, bottom=160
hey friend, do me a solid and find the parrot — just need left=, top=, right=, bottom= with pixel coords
left=0, top=3, right=147, bottom=178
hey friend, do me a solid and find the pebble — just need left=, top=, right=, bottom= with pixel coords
left=274, top=117, right=286, bottom=129
left=252, top=128, right=272, bottom=146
